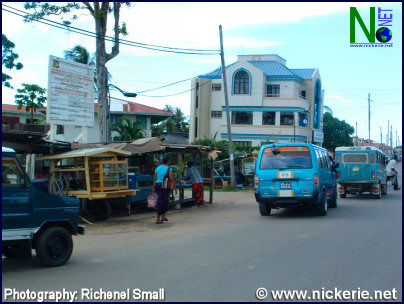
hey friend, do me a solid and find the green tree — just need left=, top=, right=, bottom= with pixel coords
left=24, top=2, right=130, bottom=143
left=14, top=83, right=47, bottom=124
left=111, top=116, right=145, bottom=141
left=2, top=34, right=23, bottom=89
left=152, top=105, right=190, bottom=136
left=323, top=112, right=355, bottom=150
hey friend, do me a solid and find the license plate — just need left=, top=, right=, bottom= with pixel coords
left=280, top=182, right=291, bottom=189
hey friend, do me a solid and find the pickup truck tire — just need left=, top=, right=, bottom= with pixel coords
left=35, top=227, right=73, bottom=267
left=259, top=202, right=271, bottom=216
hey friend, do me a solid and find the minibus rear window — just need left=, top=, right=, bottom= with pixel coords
left=342, top=154, right=368, bottom=163
left=260, top=147, right=313, bottom=169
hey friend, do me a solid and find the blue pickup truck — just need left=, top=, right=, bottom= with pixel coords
left=2, top=147, right=84, bottom=267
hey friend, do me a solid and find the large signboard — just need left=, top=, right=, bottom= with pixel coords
left=47, top=55, right=94, bottom=126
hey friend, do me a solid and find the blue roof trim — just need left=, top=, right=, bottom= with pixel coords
left=248, top=61, right=305, bottom=81
left=221, top=133, right=308, bottom=140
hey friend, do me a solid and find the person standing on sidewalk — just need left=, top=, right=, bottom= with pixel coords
left=153, top=156, right=178, bottom=224
left=386, top=155, right=400, bottom=190
left=182, top=161, right=205, bottom=207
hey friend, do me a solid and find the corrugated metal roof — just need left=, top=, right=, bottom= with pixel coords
left=198, top=63, right=236, bottom=79
left=198, top=60, right=315, bottom=81
left=248, top=61, right=298, bottom=78
left=289, top=69, right=316, bottom=80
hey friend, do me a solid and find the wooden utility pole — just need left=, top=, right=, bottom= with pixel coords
left=219, top=25, right=236, bottom=187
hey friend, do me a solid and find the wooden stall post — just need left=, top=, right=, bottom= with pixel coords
left=175, top=151, right=182, bottom=210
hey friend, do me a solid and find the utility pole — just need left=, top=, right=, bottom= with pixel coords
left=219, top=25, right=236, bottom=187
left=368, top=93, right=371, bottom=143
left=396, top=130, right=398, bottom=148
left=387, top=120, right=389, bottom=154
left=390, top=125, right=393, bottom=155
left=355, top=122, right=358, bottom=146
left=380, top=127, right=383, bottom=151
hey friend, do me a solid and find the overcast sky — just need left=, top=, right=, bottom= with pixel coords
left=2, top=2, right=402, bottom=144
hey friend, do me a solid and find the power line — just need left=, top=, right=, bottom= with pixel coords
left=2, top=4, right=220, bottom=55
left=136, top=67, right=222, bottom=98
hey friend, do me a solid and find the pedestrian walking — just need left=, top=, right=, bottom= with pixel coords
left=386, top=155, right=400, bottom=190
left=153, top=156, right=178, bottom=224
left=182, top=161, right=205, bottom=207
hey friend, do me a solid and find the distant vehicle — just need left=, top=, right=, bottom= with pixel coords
left=2, top=147, right=85, bottom=267
left=335, top=146, right=387, bottom=199
left=254, top=143, right=338, bottom=216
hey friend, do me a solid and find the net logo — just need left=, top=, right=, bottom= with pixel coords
left=350, top=7, right=393, bottom=47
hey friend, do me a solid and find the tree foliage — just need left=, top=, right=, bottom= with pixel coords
left=111, top=116, right=145, bottom=142
left=2, top=34, right=23, bottom=89
left=14, top=83, right=47, bottom=124
left=152, top=105, right=190, bottom=136
left=24, top=2, right=130, bottom=143
left=323, top=112, right=354, bottom=150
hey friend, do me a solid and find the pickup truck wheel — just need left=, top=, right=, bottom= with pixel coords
left=35, top=227, right=73, bottom=267
left=259, top=202, right=271, bottom=216
left=317, top=193, right=328, bottom=216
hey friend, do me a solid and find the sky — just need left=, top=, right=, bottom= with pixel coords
left=2, top=2, right=402, bottom=146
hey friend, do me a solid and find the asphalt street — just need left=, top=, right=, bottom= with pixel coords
left=2, top=170, right=402, bottom=302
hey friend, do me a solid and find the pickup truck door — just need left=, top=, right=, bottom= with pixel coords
left=2, top=157, right=33, bottom=238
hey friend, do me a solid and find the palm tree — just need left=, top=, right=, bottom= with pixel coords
left=14, top=83, right=47, bottom=124
left=111, top=116, right=145, bottom=141
left=152, top=105, right=189, bottom=136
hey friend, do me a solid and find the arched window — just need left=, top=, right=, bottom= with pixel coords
left=233, top=70, right=250, bottom=94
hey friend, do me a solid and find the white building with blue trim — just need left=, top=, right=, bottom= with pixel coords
left=189, top=54, right=324, bottom=146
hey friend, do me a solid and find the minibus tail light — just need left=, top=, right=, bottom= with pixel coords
left=313, top=174, right=319, bottom=187
left=371, top=171, right=376, bottom=178
left=254, top=175, right=259, bottom=188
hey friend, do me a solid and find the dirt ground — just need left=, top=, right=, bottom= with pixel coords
left=82, top=190, right=255, bottom=237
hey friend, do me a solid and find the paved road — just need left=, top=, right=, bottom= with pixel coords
left=3, top=171, right=402, bottom=302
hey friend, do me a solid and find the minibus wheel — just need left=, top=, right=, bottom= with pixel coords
left=374, top=183, right=382, bottom=199
left=259, top=202, right=271, bottom=216
left=329, top=188, right=338, bottom=208
left=317, top=193, right=328, bottom=216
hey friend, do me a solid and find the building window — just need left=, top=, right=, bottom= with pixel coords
left=194, top=117, right=198, bottom=138
left=211, top=111, right=222, bottom=118
left=262, top=112, right=275, bottom=125
left=300, top=90, right=306, bottom=99
left=56, top=125, right=64, bottom=134
left=195, top=82, right=199, bottom=109
left=212, top=83, right=221, bottom=91
left=233, top=141, right=252, bottom=147
left=298, top=113, right=308, bottom=127
left=266, top=84, right=280, bottom=97
left=233, top=70, right=249, bottom=94
left=280, top=112, right=294, bottom=126
left=231, top=111, right=252, bottom=125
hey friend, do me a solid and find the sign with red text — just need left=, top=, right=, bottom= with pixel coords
left=47, top=55, right=94, bottom=126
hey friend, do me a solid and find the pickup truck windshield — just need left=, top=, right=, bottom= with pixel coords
left=260, top=147, right=313, bottom=169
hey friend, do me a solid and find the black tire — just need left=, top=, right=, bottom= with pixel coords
left=382, top=183, right=388, bottom=195
left=329, top=188, right=338, bottom=208
left=2, top=242, right=31, bottom=259
left=374, top=183, right=382, bottom=199
left=259, top=202, right=271, bottom=216
left=317, top=193, right=328, bottom=216
left=35, top=227, right=73, bottom=267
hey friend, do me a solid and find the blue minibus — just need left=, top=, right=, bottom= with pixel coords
left=254, top=143, right=338, bottom=216
left=335, top=146, right=387, bottom=199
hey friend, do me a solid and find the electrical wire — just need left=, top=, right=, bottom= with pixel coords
left=2, top=4, right=220, bottom=55
left=136, top=66, right=222, bottom=97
